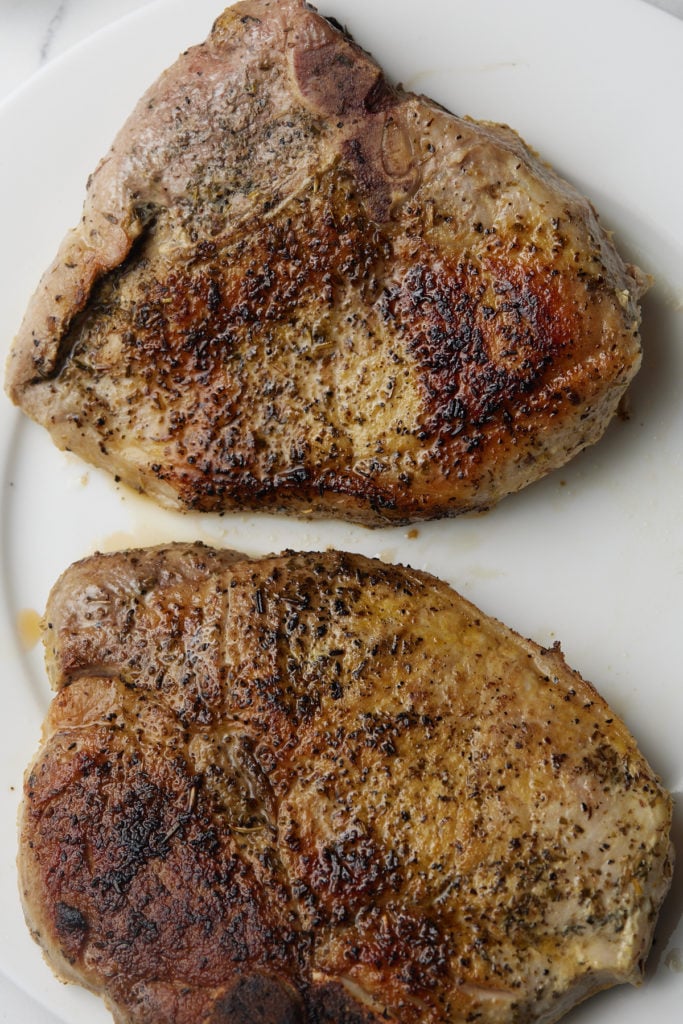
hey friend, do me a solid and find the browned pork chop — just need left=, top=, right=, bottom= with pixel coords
left=4, top=0, right=644, bottom=525
left=20, top=544, right=672, bottom=1024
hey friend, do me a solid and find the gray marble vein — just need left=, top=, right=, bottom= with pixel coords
left=40, top=0, right=68, bottom=65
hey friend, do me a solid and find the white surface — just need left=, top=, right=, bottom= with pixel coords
left=1, top=0, right=682, bottom=1021
left=0, top=0, right=157, bottom=101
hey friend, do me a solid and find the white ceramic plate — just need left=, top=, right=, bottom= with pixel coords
left=1, top=0, right=681, bottom=1020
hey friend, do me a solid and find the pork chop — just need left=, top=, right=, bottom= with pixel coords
left=5, top=0, right=644, bottom=525
left=19, top=544, right=672, bottom=1024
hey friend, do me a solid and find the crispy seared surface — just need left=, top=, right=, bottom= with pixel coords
left=5, top=0, right=643, bottom=524
left=19, top=545, right=672, bottom=1024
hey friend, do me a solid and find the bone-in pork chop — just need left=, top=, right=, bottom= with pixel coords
left=19, top=545, right=672, bottom=1024
left=5, top=0, right=644, bottom=524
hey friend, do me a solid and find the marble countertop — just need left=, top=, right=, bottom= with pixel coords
left=0, top=0, right=681, bottom=1020
left=0, top=0, right=157, bottom=102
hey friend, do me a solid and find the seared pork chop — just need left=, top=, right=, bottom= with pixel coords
left=20, top=544, right=672, bottom=1024
left=5, top=0, right=643, bottom=524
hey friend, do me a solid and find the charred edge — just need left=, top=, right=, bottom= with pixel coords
left=38, top=210, right=157, bottom=384
left=321, top=14, right=354, bottom=41
left=173, top=465, right=406, bottom=519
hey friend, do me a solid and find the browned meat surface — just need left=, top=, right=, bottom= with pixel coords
left=19, top=544, right=672, bottom=1024
left=4, top=0, right=644, bottom=525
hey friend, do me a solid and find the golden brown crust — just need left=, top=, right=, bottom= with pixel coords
left=5, top=0, right=642, bottom=525
left=19, top=544, right=672, bottom=1024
